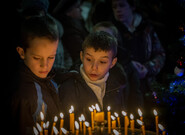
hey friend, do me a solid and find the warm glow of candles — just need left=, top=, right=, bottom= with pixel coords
left=33, top=126, right=39, bottom=135
left=85, top=121, right=92, bottom=135
left=137, top=119, right=145, bottom=135
left=138, top=108, right=143, bottom=121
left=51, top=116, right=58, bottom=135
left=158, top=124, right=166, bottom=135
left=111, top=115, right=116, bottom=129
left=82, top=120, right=86, bottom=135
left=122, top=111, right=129, bottom=135
left=153, top=109, right=159, bottom=135
left=40, top=112, right=44, bottom=131
left=59, top=113, right=64, bottom=135
left=43, top=122, right=49, bottom=135
left=114, top=112, right=121, bottom=127
left=107, top=106, right=111, bottom=134
left=79, top=117, right=83, bottom=133
left=130, top=114, right=135, bottom=133
left=94, top=104, right=104, bottom=122
left=92, top=105, right=96, bottom=121
left=69, top=106, right=75, bottom=134
left=89, top=107, right=94, bottom=130
left=75, top=121, right=79, bottom=135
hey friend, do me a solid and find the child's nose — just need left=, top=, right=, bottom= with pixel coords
left=40, top=59, right=48, bottom=68
left=92, top=62, right=98, bottom=70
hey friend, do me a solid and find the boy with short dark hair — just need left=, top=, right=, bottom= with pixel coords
left=10, top=15, right=62, bottom=135
left=57, top=31, right=128, bottom=127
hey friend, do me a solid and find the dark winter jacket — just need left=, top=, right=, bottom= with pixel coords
left=55, top=62, right=143, bottom=129
left=10, top=63, right=62, bottom=135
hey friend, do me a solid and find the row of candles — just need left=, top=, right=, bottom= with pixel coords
left=33, top=104, right=166, bottom=135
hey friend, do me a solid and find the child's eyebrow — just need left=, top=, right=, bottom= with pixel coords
left=86, top=52, right=109, bottom=59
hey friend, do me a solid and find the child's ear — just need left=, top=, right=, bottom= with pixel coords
left=16, top=47, right=25, bottom=59
left=80, top=51, right=83, bottom=62
left=110, top=57, right=117, bottom=68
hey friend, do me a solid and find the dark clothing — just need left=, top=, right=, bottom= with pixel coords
left=113, top=18, right=166, bottom=94
left=10, top=63, right=62, bottom=135
left=55, top=62, right=142, bottom=129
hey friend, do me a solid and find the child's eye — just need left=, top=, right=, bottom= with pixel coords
left=86, top=58, right=91, bottom=61
left=100, top=61, right=107, bottom=64
left=33, top=57, right=40, bottom=60
left=48, top=56, right=55, bottom=59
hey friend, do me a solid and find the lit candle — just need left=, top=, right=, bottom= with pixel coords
left=81, top=114, right=86, bottom=135
left=69, top=106, right=75, bottom=134
left=122, top=111, right=129, bottom=135
left=85, top=121, right=92, bottom=135
left=111, top=115, right=116, bottom=129
left=158, top=124, right=166, bottom=135
left=51, top=116, right=58, bottom=135
left=89, top=107, right=94, bottom=130
left=92, top=105, right=96, bottom=121
left=138, top=108, right=143, bottom=121
left=94, top=104, right=104, bottom=122
left=59, top=112, right=64, bottom=135
left=33, top=126, right=39, bottom=135
left=107, top=106, right=111, bottom=134
left=53, top=126, right=59, bottom=135
left=153, top=109, right=159, bottom=135
left=78, top=116, right=83, bottom=133
left=137, top=119, right=145, bottom=135
left=114, top=112, right=121, bottom=128
left=130, top=114, right=135, bottom=134
left=36, top=123, right=43, bottom=135
left=40, top=112, right=44, bottom=132
left=43, top=121, right=49, bottom=135
left=75, top=121, right=79, bottom=135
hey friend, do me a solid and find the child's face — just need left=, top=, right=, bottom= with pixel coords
left=17, top=37, right=58, bottom=78
left=80, top=47, right=117, bottom=81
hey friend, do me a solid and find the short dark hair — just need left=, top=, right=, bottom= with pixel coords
left=20, top=15, right=59, bottom=51
left=82, top=31, right=118, bottom=58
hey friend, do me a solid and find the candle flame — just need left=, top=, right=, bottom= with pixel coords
left=114, top=112, right=118, bottom=117
left=36, top=123, right=42, bottom=132
left=81, top=114, right=85, bottom=121
left=138, top=108, right=142, bottom=117
left=33, top=126, right=39, bottom=135
left=54, top=116, right=58, bottom=122
left=40, top=111, right=44, bottom=121
left=158, top=124, right=165, bottom=131
left=61, top=128, right=68, bottom=134
left=91, top=105, right=95, bottom=109
left=46, top=121, right=49, bottom=128
left=79, top=117, right=82, bottom=122
left=121, top=111, right=127, bottom=116
left=53, top=126, right=59, bottom=134
left=71, top=105, right=74, bottom=112
left=69, top=108, right=72, bottom=113
left=153, top=109, right=158, bottom=116
left=60, top=112, right=64, bottom=119
left=89, top=107, right=93, bottom=112
left=75, top=121, right=79, bottom=129
left=113, top=129, right=119, bottom=135
left=111, top=115, right=116, bottom=120
left=130, top=114, right=134, bottom=120
left=137, top=119, right=143, bottom=126
left=95, top=103, right=100, bottom=112
left=43, top=123, right=46, bottom=129
left=85, top=121, right=89, bottom=127
left=107, top=106, right=111, bottom=111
